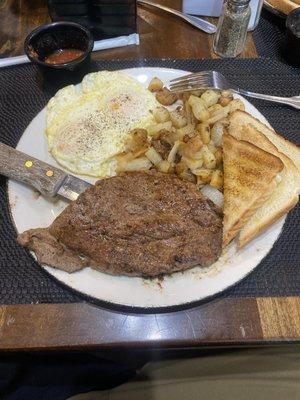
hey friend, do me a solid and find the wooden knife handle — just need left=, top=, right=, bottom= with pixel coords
left=0, top=142, right=67, bottom=197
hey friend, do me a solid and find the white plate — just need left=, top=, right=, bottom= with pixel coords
left=8, top=67, right=285, bottom=309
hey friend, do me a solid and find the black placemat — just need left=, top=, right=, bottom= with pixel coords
left=253, top=9, right=286, bottom=59
left=0, top=58, right=299, bottom=306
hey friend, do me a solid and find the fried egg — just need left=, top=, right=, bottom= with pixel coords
left=46, top=71, right=158, bottom=177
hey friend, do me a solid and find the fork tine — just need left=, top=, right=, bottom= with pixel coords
left=169, top=81, right=214, bottom=93
left=170, top=70, right=216, bottom=84
left=170, top=77, right=211, bottom=89
left=169, top=75, right=214, bottom=89
left=169, top=76, right=214, bottom=92
left=169, top=71, right=231, bottom=93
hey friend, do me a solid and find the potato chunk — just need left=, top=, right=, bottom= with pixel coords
left=156, top=88, right=178, bottom=106
left=153, top=107, right=170, bottom=123
left=148, top=77, right=163, bottom=92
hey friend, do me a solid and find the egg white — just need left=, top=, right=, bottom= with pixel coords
left=46, top=71, right=158, bottom=177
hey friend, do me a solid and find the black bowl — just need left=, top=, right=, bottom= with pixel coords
left=24, top=21, right=94, bottom=72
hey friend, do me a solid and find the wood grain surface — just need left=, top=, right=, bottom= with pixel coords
left=0, top=0, right=258, bottom=60
left=0, top=142, right=68, bottom=197
left=0, top=299, right=263, bottom=350
left=1, top=298, right=300, bottom=351
left=1, top=0, right=299, bottom=351
left=265, top=0, right=299, bottom=16
left=258, top=297, right=300, bottom=340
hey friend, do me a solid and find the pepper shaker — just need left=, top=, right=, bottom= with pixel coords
left=213, top=0, right=251, bottom=58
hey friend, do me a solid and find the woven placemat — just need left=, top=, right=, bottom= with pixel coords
left=253, top=8, right=286, bottom=59
left=0, top=58, right=299, bottom=306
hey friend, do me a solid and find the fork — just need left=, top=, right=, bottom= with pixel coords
left=169, top=71, right=300, bottom=110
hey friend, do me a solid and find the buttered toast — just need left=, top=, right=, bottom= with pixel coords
left=223, top=133, right=284, bottom=246
left=227, top=111, right=299, bottom=246
left=228, top=110, right=300, bottom=192
left=239, top=153, right=298, bottom=246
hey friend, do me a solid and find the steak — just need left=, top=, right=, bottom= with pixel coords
left=18, top=171, right=223, bottom=277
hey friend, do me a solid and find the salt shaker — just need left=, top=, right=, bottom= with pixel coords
left=213, top=0, right=251, bottom=58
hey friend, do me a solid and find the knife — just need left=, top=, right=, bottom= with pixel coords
left=137, top=0, right=217, bottom=34
left=0, top=142, right=91, bottom=201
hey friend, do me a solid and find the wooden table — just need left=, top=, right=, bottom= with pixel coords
left=0, top=0, right=257, bottom=59
left=0, top=0, right=300, bottom=351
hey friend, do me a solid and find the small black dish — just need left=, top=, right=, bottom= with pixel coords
left=284, top=8, right=300, bottom=67
left=24, top=21, right=94, bottom=85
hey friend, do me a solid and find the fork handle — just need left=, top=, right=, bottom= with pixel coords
left=237, top=89, right=300, bottom=110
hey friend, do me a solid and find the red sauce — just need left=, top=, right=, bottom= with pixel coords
left=45, top=48, right=84, bottom=64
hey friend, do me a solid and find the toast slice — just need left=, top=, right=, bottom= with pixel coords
left=227, top=112, right=299, bottom=245
left=239, top=154, right=299, bottom=246
left=223, top=133, right=284, bottom=246
left=228, top=110, right=300, bottom=192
